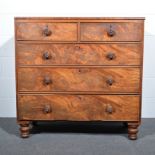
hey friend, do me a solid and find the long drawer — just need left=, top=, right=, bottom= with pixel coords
left=18, top=67, right=140, bottom=92
left=17, top=43, right=142, bottom=66
left=18, top=95, right=140, bottom=121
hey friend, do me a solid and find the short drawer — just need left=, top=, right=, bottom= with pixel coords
left=18, top=67, right=140, bottom=92
left=17, top=43, right=142, bottom=66
left=80, top=22, right=143, bottom=42
left=16, top=23, right=77, bottom=41
left=18, top=95, right=140, bottom=121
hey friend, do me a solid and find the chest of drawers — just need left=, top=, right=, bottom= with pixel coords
left=15, top=17, right=145, bottom=140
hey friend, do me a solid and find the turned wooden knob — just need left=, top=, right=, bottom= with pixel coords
left=43, top=25, right=52, bottom=36
left=105, top=104, right=113, bottom=114
left=107, top=25, right=115, bottom=37
left=43, top=52, right=51, bottom=60
left=106, top=78, right=114, bottom=86
left=43, top=76, right=52, bottom=85
left=43, top=105, right=51, bottom=113
left=106, top=52, right=115, bottom=60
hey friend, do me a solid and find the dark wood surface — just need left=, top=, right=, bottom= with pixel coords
left=15, top=17, right=144, bottom=139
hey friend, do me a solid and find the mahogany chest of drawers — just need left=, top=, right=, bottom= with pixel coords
left=15, top=17, right=145, bottom=140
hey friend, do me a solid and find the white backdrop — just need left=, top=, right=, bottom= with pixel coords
left=0, top=0, right=155, bottom=117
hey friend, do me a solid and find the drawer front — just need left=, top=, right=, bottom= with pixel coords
left=18, top=95, right=140, bottom=121
left=18, top=67, right=140, bottom=92
left=17, top=43, right=142, bottom=66
left=16, top=23, right=77, bottom=41
left=81, top=22, right=143, bottom=41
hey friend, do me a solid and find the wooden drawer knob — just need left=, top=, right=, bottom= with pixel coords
left=106, top=78, right=114, bottom=86
left=43, top=25, right=52, bottom=36
left=105, top=104, right=113, bottom=114
left=43, top=52, right=51, bottom=60
left=106, top=52, right=115, bottom=60
left=43, top=76, right=52, bottom=85
left=43, top=105, right=52, bottom=113
left=107, top=25, right=115, bottom=37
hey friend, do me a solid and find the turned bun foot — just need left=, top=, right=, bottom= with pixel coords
left=128, top=123, right=139, bottom=140
left=19, top=121, right=30, bottom=138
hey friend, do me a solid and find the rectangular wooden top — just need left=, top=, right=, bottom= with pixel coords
left=15, top=17, right=145, bottom=20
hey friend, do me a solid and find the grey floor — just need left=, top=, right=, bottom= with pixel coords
left=0, top=118, right=155, bottom=155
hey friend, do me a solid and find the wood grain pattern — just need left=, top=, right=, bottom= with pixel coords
left=18, top=67, right=140, bottom=92
left=16, top=23, right=77, bottom=41
left=15, top=17, right=144, bottom=139
left=128, top=122, right=139, bottom=140
left=81, top=22, right=143, bottom=41
left=17, top=43, right=142, bottom=66
left=18, top=95, right=140, bottom=121
left=18, top=121, right=30, bottom=138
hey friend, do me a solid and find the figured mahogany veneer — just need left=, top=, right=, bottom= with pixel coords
left=15, top=17, right=145, bottom=140
left=18, top=95, right=140, bottom=121
left=18, top=67, right=140, bottom=92
left=17, top=43, right=142, bottom=66
left=16, top=23, right=78, bottom=41
left=80, top=22, right=143, bottom=41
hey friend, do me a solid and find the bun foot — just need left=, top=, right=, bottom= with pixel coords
left=128, top=122, right=139, bottom=140
left=19, top=121, right=30, bottom=138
